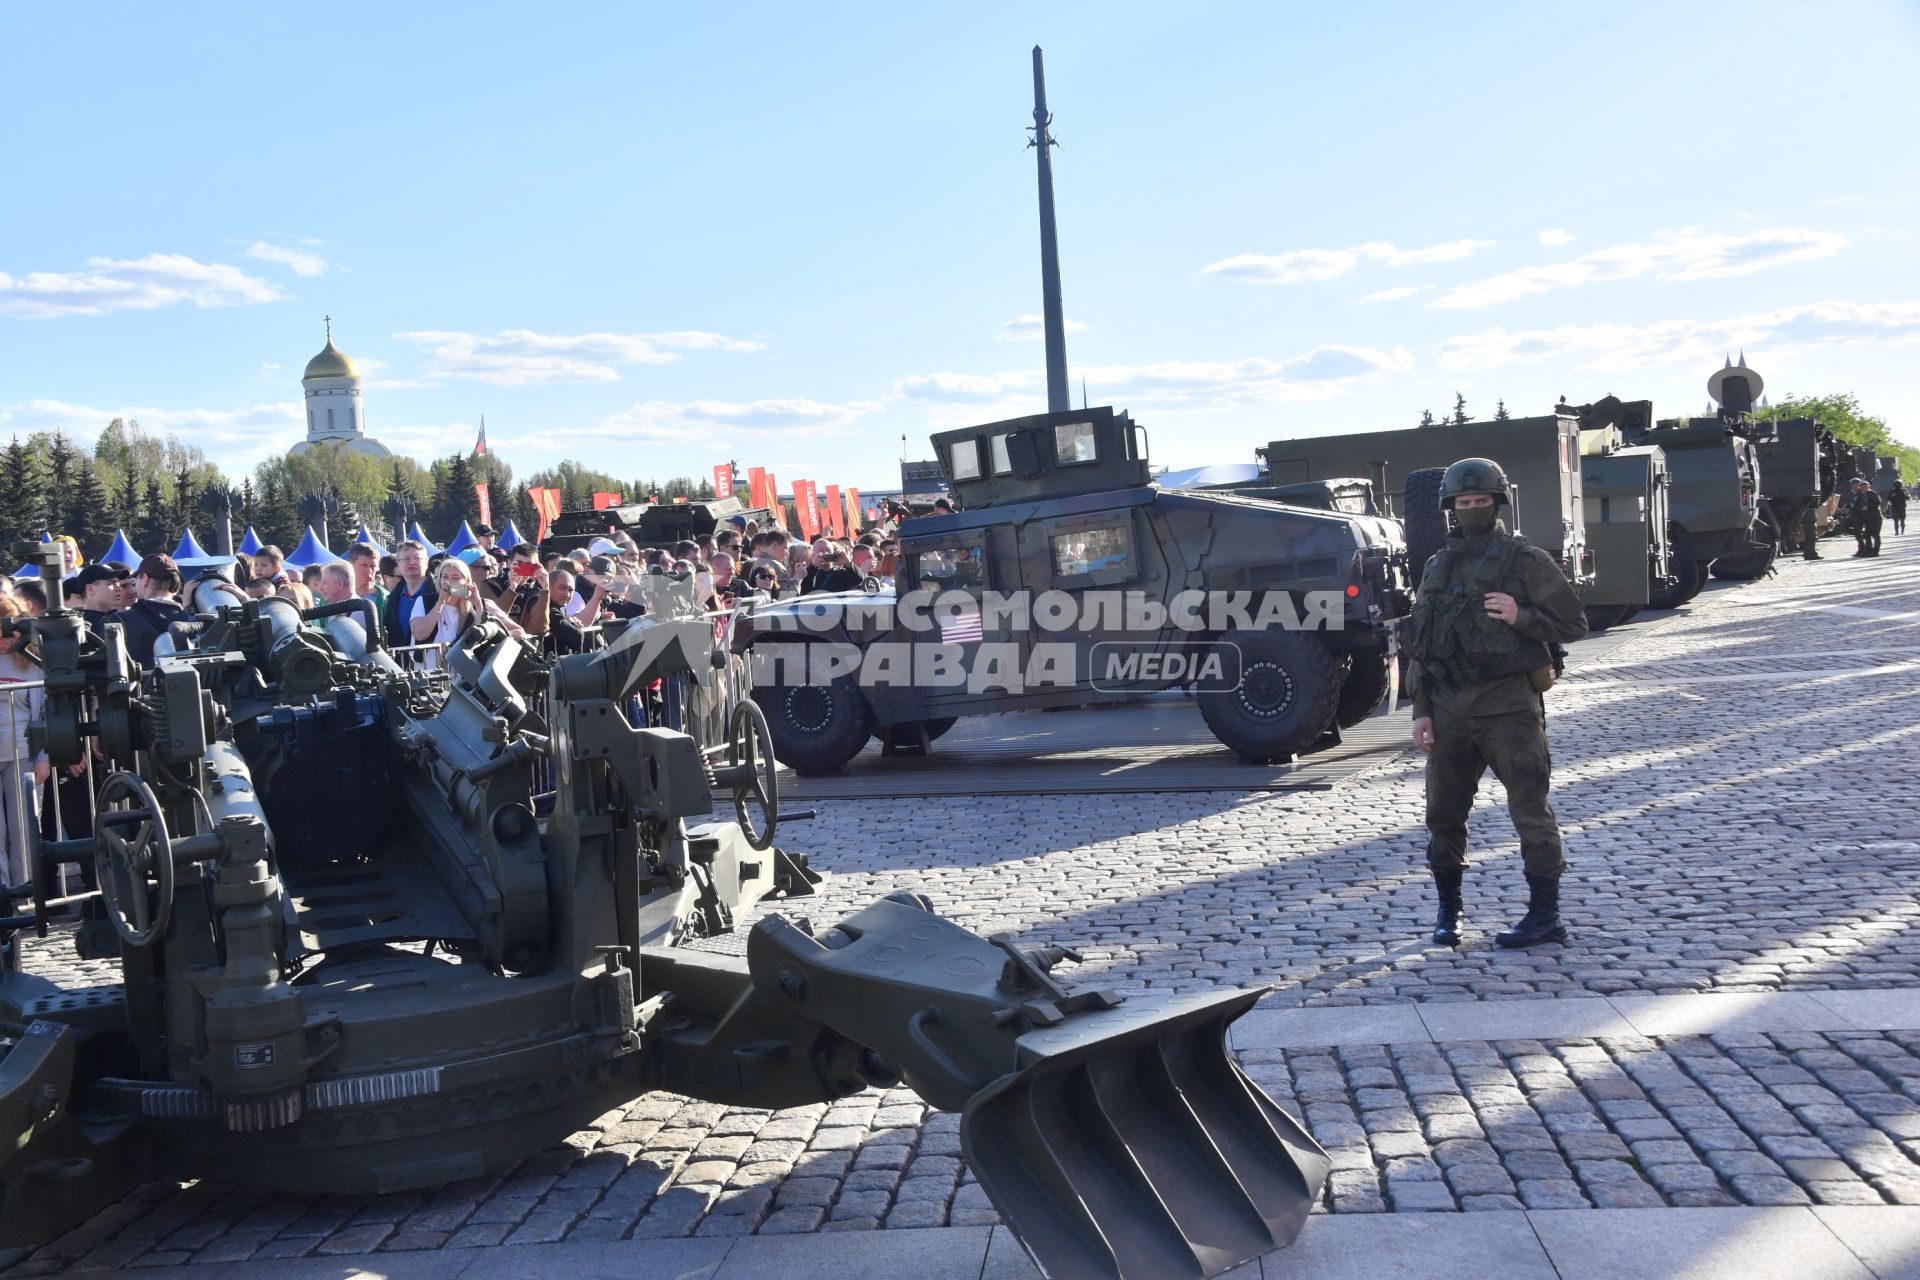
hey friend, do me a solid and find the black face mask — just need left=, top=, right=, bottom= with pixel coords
left=1455, top=505, right=1498, bottom=535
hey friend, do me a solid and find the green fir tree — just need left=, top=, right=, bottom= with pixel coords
left=1494, top=399, right=1511, bottom=421
left=0, top=437, right=46, bottom=552
left=1450, top=392, right=1469, bottom=426
left=65, top=459, right=113, bottom=558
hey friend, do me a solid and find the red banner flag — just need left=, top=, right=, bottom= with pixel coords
left=592, top=492, right=623, bottom=510
left=845, top=487, right=862, bottom=535
left=528, top=486, right=562, bottom=543
left=792, top=480, right=820, bottom=539
left=747, top=467, right=768, bottom=509
left=474, top=483, right=492, bottom=529
left=823, top=484, right=846, bottom=540
left=765, top=474, right=787, bottom=532
left=712, top=465, right=734, bottom=499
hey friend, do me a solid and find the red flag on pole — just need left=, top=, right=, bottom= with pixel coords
left=747, top=467, right=768, bottom=508
left=823, top=484, right=846, bottom=540
left=765, top=474, right=786, bottom=532
left=474, top=483, right=492, bottom=529
left=845, top=487, right=862, bottom=535
left=473, top=416, right=488, bottom=457
left=712, top=465, right=734, bottom=499
left=528, top=486, right=562, bottom=543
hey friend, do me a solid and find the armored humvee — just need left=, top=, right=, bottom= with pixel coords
left=738, top=406, right=1413, bottom=773
left=1195, top=476, right=1391, bottom=519
left=1577, top=424, right=1674, bottom=630
left=542, top=495, right=773, bottom=558
left=1256, top=413, right=1593, bottom=590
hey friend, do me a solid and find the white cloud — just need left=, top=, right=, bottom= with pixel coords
left=244, top=241, right=328, bottom=277
left=994, top=314, right=1089, bottom=342
left=510, top=396, right=883, bottom=455
left=393, top=328, right=767, bottom=385
left=0, top=254, right=286, bottom=318
left=1431, top=227, right=1849, bottom=309
left=1202, top=248, right=1359, bottom=285
left=0, top=398, right=304, bottom=472
left=1356, top=239, right=1494, bottom=268
left=1435, top=300, right=1920, bottom=374
left=1204, top=238, right=1493, bottom=285
left=1539, top=228, right=1574, bottom=246
left=1357, top=285, right=1428, bottom=304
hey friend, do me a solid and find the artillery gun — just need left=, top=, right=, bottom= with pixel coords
left=0, top=542, right=1326, bottom=1278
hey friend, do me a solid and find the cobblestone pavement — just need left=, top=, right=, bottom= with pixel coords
left=8, top=534, right=1919, bottom=1270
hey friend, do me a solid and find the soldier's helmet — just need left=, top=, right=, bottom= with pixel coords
left=1440, top=457, right=1511, bottom=509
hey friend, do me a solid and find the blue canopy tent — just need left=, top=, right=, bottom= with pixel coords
left=495, top=519, right=526, bottom=552
left=11, top=532, right=53, bottom=579
left=284, top=526, right=346, bottom=568
left=98, top=529, right=142, bottom=570
left=442, top=521, right=479, bottom=557
left=1157, top=462, right=1265, bottom=490
left=171, top=529, right=212, bottom=562
left=406, top=522, right=442, bottom=555
left=351, top=525, right=388, bottom=558
left=237, top=526, right=265, bottom=557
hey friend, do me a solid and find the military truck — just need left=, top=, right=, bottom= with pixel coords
left=1871, top=456, right=1904, bottom=496
left=1256, top=413, right=1593, bottom=591
left=1713, top=416, right=1830, bottom=576
left=1576, top=424, right=1674, bottom=630
left=542, top=495, right=773, bottom=558
left=737, top=405, right=1413, bottom=772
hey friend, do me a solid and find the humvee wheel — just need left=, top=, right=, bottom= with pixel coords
left=1647, top=527, right=1700, bottom=609
left=753, top=662, right=874, bottom=776
left=870, top=717, right=957, bottom=746
left=1583, top=605, right=1631, bottom=632
left=1617, top=604, right=1643, bottom=624
left=1198, top=630, right=1342, bottom=763
left=1334, top=650, right=1391, bottom=728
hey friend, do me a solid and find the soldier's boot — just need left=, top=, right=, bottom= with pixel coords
left=1494, top=875, right=1567, bottom=949
left=1430, top=868, right=1464, bottom=947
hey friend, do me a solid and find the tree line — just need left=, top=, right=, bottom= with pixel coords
left=0, top=418, right=735, bottom=566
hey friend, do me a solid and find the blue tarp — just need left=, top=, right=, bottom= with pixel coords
left=495, top=519, right=526, bottom=552
left=351, top=525, right=387, bottom=558
left=407, top=522, right=442, bottom=555
left=171, top=529, right=212, bottom=561
left=237, top=525, right=264, bottom=556
left=1157, top=462, right=1265, bottom=490
left=285, top=526, right=345, bottom=568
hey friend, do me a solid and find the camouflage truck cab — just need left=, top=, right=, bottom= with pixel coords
left=1258, top=414, right=1592, bottom=590
left=738, top=406, right=1413, bottom=773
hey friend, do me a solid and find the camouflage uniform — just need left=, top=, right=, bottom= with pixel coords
left=1409, top=522, right=1588, bottom=880
left=1405, top=456, right=1589, bottom=949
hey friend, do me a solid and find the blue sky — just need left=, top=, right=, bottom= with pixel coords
left=2, top=2, right=1916, bottom=491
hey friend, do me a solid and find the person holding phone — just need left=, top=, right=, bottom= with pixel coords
left=412, top=558, right=479, bottom=669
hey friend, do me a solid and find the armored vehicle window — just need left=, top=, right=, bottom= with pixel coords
left=1050, top=523, right=1133, bottom=578
left=1055, top=421, right=1097, bottom=465
left=914, top=545, right=987, bottom=593
left=949, top=439, right=982, bottom=482
left=990, top=434, right=1013, bottom=476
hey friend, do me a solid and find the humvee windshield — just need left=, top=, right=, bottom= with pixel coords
left=990, top=433, right=1013, bottom=475
left=1055, top=421, right=1098, bottom=464
left=1051, top=524, right=1132, bottom=576
left=950, top=439, right=982, bottom=481
left=914, top=545, right=987, bottom=591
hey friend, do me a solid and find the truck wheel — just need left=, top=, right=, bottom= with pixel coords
left=1402, top=468, right=1449, bottom=587
left=1617, top=604, right=1643, bottom=623
left=753, top=665, right=874, bottom=776
left=1198, top=630, right=1342, bottom=763
left=1334, top=650, right=1391, bottom=728
left=1709, top=506, right=1780, bottom=580
left=1646, top=527, right=1700, bottom=609
left=1583, top=605, right=1630, bottom=632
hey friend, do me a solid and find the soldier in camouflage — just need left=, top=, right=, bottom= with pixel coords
left=1406, top=458, right=1589, bottom=949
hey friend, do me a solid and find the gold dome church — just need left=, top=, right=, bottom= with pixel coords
left=292, top=318, right=392, bottom=459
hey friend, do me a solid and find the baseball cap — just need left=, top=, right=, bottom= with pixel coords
left=72, top=563, right=129, bottom=591
left=456, top=547, right=488, bottom=566
left=587, top=536, right=621, bottom=557
left=134, top=553, right=179, bottom=581
left=474, top=523, right=497, bottom=537
left=589, top=555, right=619, bottom=576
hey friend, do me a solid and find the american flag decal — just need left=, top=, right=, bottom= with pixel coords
left=939, top=610, right=984, bottom=646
